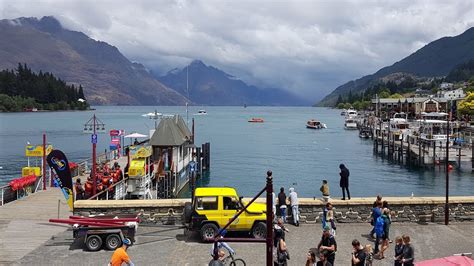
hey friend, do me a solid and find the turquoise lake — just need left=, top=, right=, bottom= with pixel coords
left=0, top=106, right=472, bottom=197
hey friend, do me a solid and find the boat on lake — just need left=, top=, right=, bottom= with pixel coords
left=344, top=118, right=358, bottom=130
left=306, top=119, right=327, bottom=129
left=340, top=109, right=347, bottom=116
left=359, top=127, right=371, bottom=138
left=194, top=110, right=207, bottom=115
left=248, top=118, right=264, bottom=123
left=345, top=108, right=358, bottom=118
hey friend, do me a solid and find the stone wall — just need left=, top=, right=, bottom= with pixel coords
left=74, top=196, right=474, bottom=225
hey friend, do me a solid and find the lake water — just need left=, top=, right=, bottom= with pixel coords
left=0, top=106, right=472, bottom=197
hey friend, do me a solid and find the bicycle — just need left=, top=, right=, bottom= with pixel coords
left=222, top=252, right=246, bottom=266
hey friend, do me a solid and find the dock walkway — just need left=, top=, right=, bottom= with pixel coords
left=0, top=188, right=71, bottom=264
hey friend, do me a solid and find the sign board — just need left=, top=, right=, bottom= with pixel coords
left=189, top=161, right=196, bottom=172
left=130, top=146, right=152, bottom=159
left=109, top=129, right=125, bottom=136
left=25, top=145, right=53, bottom=157
left=91, top=134, right=98, bottom=144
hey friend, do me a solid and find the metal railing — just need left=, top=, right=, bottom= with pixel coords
left=0, top=184, right=9, bottom=206
left=86, top=177, right=129, bottom=200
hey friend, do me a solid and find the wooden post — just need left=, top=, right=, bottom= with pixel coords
left=433, top=141, right=436, bottom=166
left=458, top=146, right=461, bottom=169
left=400, top=137, right=403, bottom=162
left=43, top=133, right=47, bottom=190
left=418, top=137, right=422, bottom=166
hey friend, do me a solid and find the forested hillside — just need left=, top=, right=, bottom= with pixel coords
left=0, top=63, right=89, bottom=111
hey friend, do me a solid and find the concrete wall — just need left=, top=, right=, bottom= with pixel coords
left=74, top=196, right=474, bottom=225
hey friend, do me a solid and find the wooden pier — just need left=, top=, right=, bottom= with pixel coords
left=0, top=188, right=71, bottom=264
left=371, top=126, right=473, bottom=169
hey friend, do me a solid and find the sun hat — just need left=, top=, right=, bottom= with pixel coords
left=122, top=238, right=132, bottom=246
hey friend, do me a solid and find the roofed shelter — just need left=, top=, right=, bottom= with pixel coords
left=150, top=115, right=194, bottom=178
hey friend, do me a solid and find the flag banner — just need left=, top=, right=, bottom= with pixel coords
left=47, top=149, right=73, bottom=210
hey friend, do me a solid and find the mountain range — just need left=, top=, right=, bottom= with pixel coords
left=159, top=60, right=308, bottom=106
left=318, top=27, right=474, bottom=106
left=0, top=16, right=306, bottom=106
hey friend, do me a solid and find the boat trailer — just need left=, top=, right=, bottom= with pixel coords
left=49, top=215, right=139, bottom=251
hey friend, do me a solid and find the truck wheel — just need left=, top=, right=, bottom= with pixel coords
left=86, top=235, right=103, bottom=251
left=105, top=234, right=122, bottom=250
left=183, top=202, right=193, bottom=224
left=252, top=222, right=266, bottom=239
left=200, top=223, right=218, bottom=242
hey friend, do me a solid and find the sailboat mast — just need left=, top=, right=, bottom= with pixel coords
left=186, top=65, right=189, bottom=125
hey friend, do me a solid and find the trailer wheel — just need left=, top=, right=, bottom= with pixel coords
left=105, top=234, right=122, bottom=250
left=86, top=235, right=103, bottom=251
left=183, top=202, right=193, bottom=224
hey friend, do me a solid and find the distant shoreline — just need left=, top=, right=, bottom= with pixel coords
left=0, top=108, right=95, bottom=113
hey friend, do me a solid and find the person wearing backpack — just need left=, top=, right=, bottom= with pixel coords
left=378, top=208, right=391, bottom=259
left=317, top=225, right=336, bottom=265
left=370, top=200, right=382, bottom=239
left=373, top=213, right=385, bottom=256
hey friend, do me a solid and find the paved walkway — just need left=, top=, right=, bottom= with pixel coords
left=0, top=188, right=71, bottom=265
left=17, top=222, right=474, bottom=265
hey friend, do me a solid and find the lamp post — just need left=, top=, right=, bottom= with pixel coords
left=445, top=99, right=452, bottom=225
left=83, top=114, right=105, bottom=196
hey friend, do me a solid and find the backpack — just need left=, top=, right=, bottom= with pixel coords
left=375, top=216, right=384, bottom=237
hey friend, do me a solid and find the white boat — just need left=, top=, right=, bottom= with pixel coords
left=306, top=119, right=327, bottom=129
left=345, top=108, right=358, bottom=118
left=340, top=109, right=347, bottom=116
left=417, top=112, right=454, bottom=146
left=142, top=111, right=162, bottom=119
left=344, top=118, right=358, bottom=130
left=390, top=113, right=410, bottom=140
left=194, top=109, right=207, bottom=115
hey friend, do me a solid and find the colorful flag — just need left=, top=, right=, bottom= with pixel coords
left=47, top=150, right=73, bottom=210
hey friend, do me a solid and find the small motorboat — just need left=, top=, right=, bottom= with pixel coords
left=306, top=120, right=327, bottom=129
left=248, top=117, right=264, bottom=123
left=195, top=109, right=207, bottom=115
left=344, top=118, right=358, bottom=130
left=359, top=128, right=371, bottom=138
left=340, top=109, right=346, bottom=116
left=142, top=110, right=162, bottom=119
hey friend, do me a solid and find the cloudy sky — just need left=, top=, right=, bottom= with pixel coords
left=1, top=0, right=473, bottom=100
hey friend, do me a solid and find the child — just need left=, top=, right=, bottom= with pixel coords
left=320, top=180, right=330, bottom=202
left=394, top=236, right=404, bottom=266
left=365, top=244, right=374, bottom=266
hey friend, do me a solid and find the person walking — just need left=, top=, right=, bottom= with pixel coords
left=320, top=180, right=330, bottom=202
left=378, top=208, right=391, bottom=259
left=275, top=229, right=289, bottom=266
left=325, top=202, right=336, bottom=236
left=339, top=164, right=350, bottom=200
left=373, top=203, right=385, bottom=256
left=401, top=235, right=414, bottom=266
left=278, top=187, right=287, bottom=223
left=109, top=238, right=134, bottom=266
left=317, top=225, right=336, bottom=265
left=288, top=187, right=299, bottom=226
left=351, top=239, right=366, bottom=266
left=370, top=200, right=383, bottom=239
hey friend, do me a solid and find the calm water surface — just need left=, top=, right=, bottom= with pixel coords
left=0, top=106, right=472, bottom=197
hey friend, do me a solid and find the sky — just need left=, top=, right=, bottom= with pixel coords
left=1, top=0, right=474, bottom=101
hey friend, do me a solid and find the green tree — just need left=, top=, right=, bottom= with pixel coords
left=458, top=92, right=474, bottom=115
left=390, top=93, right=403, bottom=99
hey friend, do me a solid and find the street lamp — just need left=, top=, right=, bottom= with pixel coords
left=83, top=114, right=106, bottom=196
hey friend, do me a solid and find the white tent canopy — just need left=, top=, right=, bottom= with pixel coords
left=124, top=132, right=147, bottom=138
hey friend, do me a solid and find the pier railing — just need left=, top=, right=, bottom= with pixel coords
left=85, top=177, right=129, bottom=200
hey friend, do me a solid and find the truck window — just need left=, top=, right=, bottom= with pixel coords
left=196, top=196, right=218, bottom=210
left=223, top=196, right=240, bottom=210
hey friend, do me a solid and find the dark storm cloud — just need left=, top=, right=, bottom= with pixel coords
left=1, top=0, right=473, bottom=100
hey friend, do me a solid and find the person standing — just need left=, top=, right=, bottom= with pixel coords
left=109, top=238, right=134, bottom=266
left=339, top=164, right=350, bottom=200
left=325, top=202, right=336, bottom=236
left=316, top=250, right=333, bottom=266
left=351, top=239, right=366, bottom=266
left=306, top=250, right=317, bottom=266
left=393, top=236, right=404, bottom=266
left=288, top=187, right=299, bottom=226
left=370, top=200, right=383, bottom=239
left=401, top=235, right=414, bottom=266
left=278, top=187, right=287, bottom=223
left=74, top=178, right=85, bottom=200
left=317, top=225, right=336, bottom=265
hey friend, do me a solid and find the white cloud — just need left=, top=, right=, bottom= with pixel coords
left=1, top=0, right=473, bottom=100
